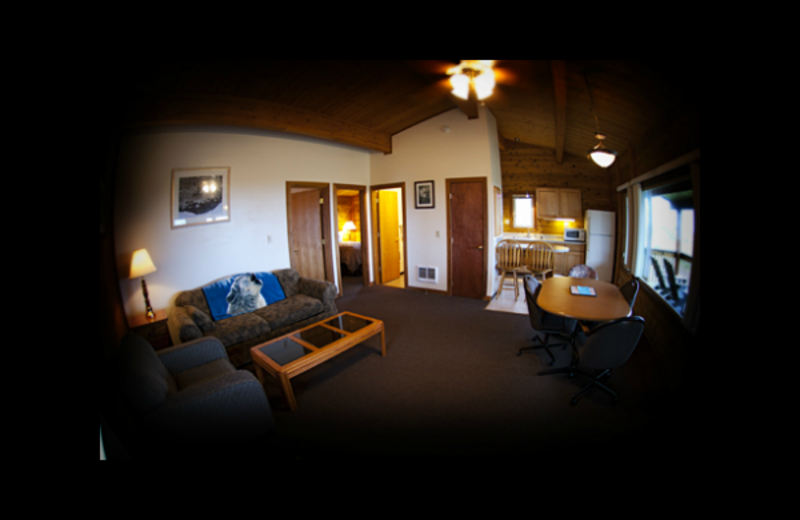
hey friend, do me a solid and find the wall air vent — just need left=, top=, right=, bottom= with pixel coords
left=417, top=266, right=438, bottom=284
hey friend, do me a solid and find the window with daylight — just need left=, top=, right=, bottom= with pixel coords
left=619, top=149, right=700, bottom=333
left=512, top=194, right=534, bottom=229
left=640, top=171, right=694, bottom=317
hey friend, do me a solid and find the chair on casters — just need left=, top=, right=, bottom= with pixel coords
left=517, top=275, right=577, bottom=365
left=538, top=316, right=645, bottom=405
left=620, top=278, right=640, bottom=309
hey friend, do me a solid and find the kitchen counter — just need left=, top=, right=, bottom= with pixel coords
left=501, top=233, right=584, bottom=247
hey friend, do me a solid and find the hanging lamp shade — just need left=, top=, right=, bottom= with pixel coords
left=588, top=133, right=618, bottom=168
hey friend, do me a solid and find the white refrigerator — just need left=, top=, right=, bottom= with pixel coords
left=584, top=210, right=616, bottom=283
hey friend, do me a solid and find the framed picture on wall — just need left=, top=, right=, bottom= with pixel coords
left=171, top=167, right=231, bottom=229
left=414, top=180, right=435, bottom=209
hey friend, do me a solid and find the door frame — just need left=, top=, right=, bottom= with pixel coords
left=446, top=177, right=488, bottom=298
left=333, top=183, right=370, bottom=298
left=370, top=182, right=408, bottom=287
left=286, top=181, right=334, bottom=285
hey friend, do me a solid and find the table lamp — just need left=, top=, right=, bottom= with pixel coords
left=130, top=248, right=157, bottom=322
left=343, top=220, right=356, bottom=241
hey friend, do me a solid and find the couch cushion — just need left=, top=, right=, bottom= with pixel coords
left=206, top=312, right=272, bottom=347
left=253, top=294, right=323, bottom=330
left=172, top=358, right=236, bottom=391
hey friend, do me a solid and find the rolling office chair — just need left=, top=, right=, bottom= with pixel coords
left=619, top=278, right=640, bottom=309
left=538, top=316, right=645, bottom=405
left=518, top=275, right=577, bottom=365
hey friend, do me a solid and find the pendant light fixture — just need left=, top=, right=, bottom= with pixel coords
left=584, top=70, right=618, bottom=168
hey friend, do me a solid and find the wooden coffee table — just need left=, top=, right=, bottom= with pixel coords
left=250, top=312, right=386, bottom=411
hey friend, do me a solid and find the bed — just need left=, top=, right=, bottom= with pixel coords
left=339, top=241, right=362, bottom=275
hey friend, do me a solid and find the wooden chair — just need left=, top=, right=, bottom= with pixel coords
left=525, top=241, right=555, bottom=282
left=495, top=240, right=525, bottom=300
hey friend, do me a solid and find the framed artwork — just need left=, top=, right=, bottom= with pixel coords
left=414, top=180, right=435, bottom=209
left=171, top=167, right=231, bottom=229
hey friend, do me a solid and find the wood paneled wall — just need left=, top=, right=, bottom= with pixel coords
left=500, top=141, right=615, bottom=234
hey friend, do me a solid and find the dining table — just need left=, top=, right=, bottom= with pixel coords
left=536, top=276, right=632, bottom=322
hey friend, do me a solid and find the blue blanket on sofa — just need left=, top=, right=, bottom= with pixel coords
left=202, top=272, right=286, bottom=321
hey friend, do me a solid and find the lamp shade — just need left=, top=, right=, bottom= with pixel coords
left=130, top=248, right=157, bottom=279
left=343, top=221, right=357, bottom=232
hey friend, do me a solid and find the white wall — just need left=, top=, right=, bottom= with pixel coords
left=370, top=107, right=502, bottom=296
left=115, top=108, right=504, bottom=324
left=114, top=126, right=371, bottom=324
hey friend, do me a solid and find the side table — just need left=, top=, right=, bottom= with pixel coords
left=129, top=309, right=172, bottom=351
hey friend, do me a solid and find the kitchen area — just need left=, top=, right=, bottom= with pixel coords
left=498, top=186, right=616, bottom=282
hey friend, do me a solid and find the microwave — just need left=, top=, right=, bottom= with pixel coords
left=564, top=228, right=586, bottom=241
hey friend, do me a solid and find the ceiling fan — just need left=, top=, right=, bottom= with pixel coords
left=402, top=60, right=521, bottom=119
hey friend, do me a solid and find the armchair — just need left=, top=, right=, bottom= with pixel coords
left=117, top=333, right=275, bottom=446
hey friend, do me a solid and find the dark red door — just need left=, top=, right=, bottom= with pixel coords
left=450, top=180, right=486, bottom=299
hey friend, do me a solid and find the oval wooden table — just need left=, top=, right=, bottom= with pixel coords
left=536, top=276, right=631, bottom=321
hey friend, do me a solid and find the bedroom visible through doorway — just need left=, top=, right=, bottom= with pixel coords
left=334, top=184, right=369, bottom=298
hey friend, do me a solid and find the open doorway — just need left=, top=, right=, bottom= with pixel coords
left=286, top=182, right=334, bottom=284
left=371, top=183, right=407, bottom=289
left=334, top=184, right=369, bottom=298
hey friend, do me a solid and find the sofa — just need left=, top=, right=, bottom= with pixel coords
left=167, top=268, right=339, bottom=368
left=117, top=332, right=275, bottom=446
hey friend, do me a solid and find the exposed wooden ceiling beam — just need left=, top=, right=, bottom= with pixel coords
left=551, top=60, right=567, bottom=164
left=124, top=93, right=393, bottom=154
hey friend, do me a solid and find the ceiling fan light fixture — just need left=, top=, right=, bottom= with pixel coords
left=588, top=133, right=618, bottom=168
left=473, top=70, right=495, bottom=100
left=450, top=73, right=470, bottom=100
left=447, top=60, right=496, bottom=101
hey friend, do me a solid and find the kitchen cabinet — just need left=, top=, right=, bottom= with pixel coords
left=536, top=188, right=582, bottom=221
left=554, top=242, right=585, bottom=276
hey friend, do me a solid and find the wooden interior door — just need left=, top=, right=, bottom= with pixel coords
left=290, top=189, right=326, bottom=281
left=378, top=190, right=401, bottom=283
left=449, top=179, right=486, bottom=299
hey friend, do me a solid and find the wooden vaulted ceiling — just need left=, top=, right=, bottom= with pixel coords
left=117, top=60, right=698, bottom=161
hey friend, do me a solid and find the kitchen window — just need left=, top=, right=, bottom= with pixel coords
left=512, top=194, right=534, bottom=230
